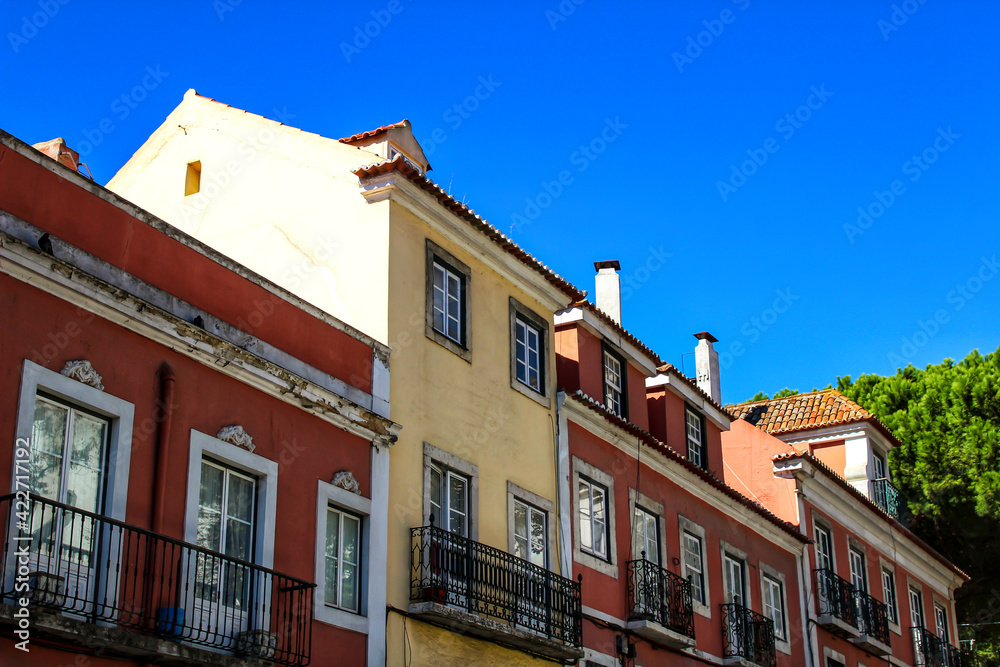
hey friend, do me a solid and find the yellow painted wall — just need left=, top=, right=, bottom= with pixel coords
left=383, top=203, right=564, bottom=665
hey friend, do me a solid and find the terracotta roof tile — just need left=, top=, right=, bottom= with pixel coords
left=352, top=156, right=586, bottom=303
left=338, top=120, right=409, bottom=144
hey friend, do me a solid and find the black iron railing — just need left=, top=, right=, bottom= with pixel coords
left=626, top=558, right=695, bottom=639
left=856, top=589, right=890, bottom=644
left=872, top=478, right=910, bottom=526
left=0, top=494, right=314, bottom=666
left=815, top=568, right=859, bottom=628
left=410, top=523, right=582, bottom=646
left=721, top=602, right=776, bottom=667
left=913, top=626, right=978, bottom=667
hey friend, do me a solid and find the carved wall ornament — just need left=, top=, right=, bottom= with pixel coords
left=217, top=425, right=255, bottom=453
left=61, top=360, right=104, bottom=391
left=332, top=470, right=361, bottom=495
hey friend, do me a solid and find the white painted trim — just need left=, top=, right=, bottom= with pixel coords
left=0, top=224, right=399, bottom=448
left=678, top=514, right=711, bottom=619
left=184, top=430, right=278, bottom=569
left=822, top=645, right=846, bottom=666
left=13, top=360, right=135, bottom=522
left=879, top=556, right=903, bottom=636
left=314, top=478, right=372, bottom=634
left=572, top=455, right=618, bottom=578
left=759, top=560, right=792, bottom=654
left=581, top=646, right=619, bottom=667
left=371, top=352, right=391, bottom=419
left=366, top=443, right=389, bottom=666
left=556, top=392, right=573, bottom=580
left=582, top=604, right=624, bottom=626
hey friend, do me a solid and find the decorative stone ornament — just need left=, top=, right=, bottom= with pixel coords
left=217, top=425, right=255, bottom=453
left=332, top=470, right=361, bottom=494
left=61, top=360, right=104, bottom=390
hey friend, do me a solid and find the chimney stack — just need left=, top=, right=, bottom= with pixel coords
left=594, top=260, right=622, bottom=324
left=694, top=332, right=720, bottom=403
left=32, top=138, right=80, bottom=172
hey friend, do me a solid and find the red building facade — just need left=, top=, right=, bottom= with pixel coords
left=0, top=132, right=399, bottom=666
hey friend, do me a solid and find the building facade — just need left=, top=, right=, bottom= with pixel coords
left=724, top=391, right=971, bottom=667
left=108, top=92, right=586, bottom=664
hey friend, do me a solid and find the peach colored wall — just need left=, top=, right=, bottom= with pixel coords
left=810, top=440, right=847, bottom=475
left=720, top=420, right=799, bottom=524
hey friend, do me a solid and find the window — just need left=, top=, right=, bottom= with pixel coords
left=509, top=298, right=550, bottom=404
left=424, top=240, right=472, bottom=360
left=882, top=568, right=899, bottom=625
left=430, top=464, right=469, bottom=537
left=579, top=476, right=609, bottom=560
left=762, top=575, right=786, bottom=640
left=873, top=452, right=888, bottom=481
left=723, top=552, right=747, bottom=606
left=814, top=523, right=833, bottom=571
left=572, top=456, right=617, bottom=577
left=633, top=506, right=659, bottom=564
left=684, top=531, right=705, bottom=605
left=196, top=459, right=257, bottom=606
left=325, top=508, right=361, bottom=613
left=935, top=604, right=949, bottom=642
left=910, top=586, right=925, bottom=628
left=849, top=547, right=867, bottom=593
left=686, top=407, right=707, bottom=469
left=513, top=499, right=547, bottom=567
left=185, top=160, right=201, bottom=196
left=602, top=346, right=627, bottom=418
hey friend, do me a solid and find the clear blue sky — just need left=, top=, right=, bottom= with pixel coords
left=3, top=0, right=998, bottom=404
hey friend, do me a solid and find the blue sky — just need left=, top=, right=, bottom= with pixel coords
left=3, top=0, right=998, bottom=404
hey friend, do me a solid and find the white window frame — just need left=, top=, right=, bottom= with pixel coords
left=425, top=239, right=472, bottom=361
left=602, top=346, right=626, bottom=418
left=909, top=584, right=925, bottom=629
left=823, top=646, right=847, bottom=667
left=422, top=442, right=479, bottom=540
left=508, top=298, right=550, bottom=407
left=13, top=361, right=135, bottom=521
left=571, top=456, right=617, bottom=578
left=759, top=561, right=791, bottom=654
left=879, top=556, right=901, bottom=635
left=314, top=478, right=372, bottom=632
left=628, top=488, right=666, bottom=565
left=934, top=600, right=950, bottom=643
left=506, top=481, right=555, bottom=570
left=720, top=541, right=749, bottom=607
left=184, top=430, right=278, bottom=569
left=849, top=543, right=867, bottom=593
left=685, top=406, right=706, bottom=469
left=813, top=517, right=834, bottom=572
left=678, top=515, right=710, bottom=617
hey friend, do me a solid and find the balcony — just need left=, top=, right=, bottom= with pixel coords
left=913, top=627, right=978, bottom=667
left=624, top=558, right=696, bottom=649
left=814, top=568, right=859, bottom=637
left=871, top=478, right=911, bottom=526
left=852, top=589, right=891, bottom=656
left=0, top=494, right=314, bottom=666
left=409, top=523, right=583, bottom=660
left=721, top=602, right=776, bottom=667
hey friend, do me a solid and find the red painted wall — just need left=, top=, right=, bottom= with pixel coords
left=0, top=144, right=373, bottom=393
left=647, top=385, right=726, bottom=475
left=720, top=420, right=799, bottom=524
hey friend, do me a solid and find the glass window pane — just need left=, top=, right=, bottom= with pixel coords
left=197, top=506, right=222, bottom=551
left=33, top=399, right=68, bottom=456
left=514, top=502, right=527, bottom=541
left=70, top=412, right=106, bottom=469
left=199, top=464, right=225, bottom=512
left=430, top=467, right=442, bottom=522
left=30, top=451, right=63, bottom=501
left=325, top=553, right=339, bottom=606
left=342, top=515, right=360, bottom=567
left=341, top=562, right=358, bottom=612
left=449, top=475, right=466, bottom=517
left=227, top=473, right=255, bottom=523
left=66, top=464, right=101, bottom=513
left=579, top=482, right=592, bottom=551
left=326, top=510, right=340, bottom=558
left=225, top=518, right=252, bottom=560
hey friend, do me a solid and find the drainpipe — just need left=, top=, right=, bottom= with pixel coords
left=152, top=362, right=176, bottom=534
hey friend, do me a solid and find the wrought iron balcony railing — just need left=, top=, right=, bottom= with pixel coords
left=721, top=602, right=776, bottom=667
left=856, top=588, right=891, bottom=644
left=913, top=626, right=978, bottom=667
left=410, top=523, right=582, bottom=647
left=815, top=568, right=859, bottom=629
left=0, top=494, right=314, bottom=666
left=626, top=558, right=695, bottom=639
left=871, top=478, right=911, bottom=526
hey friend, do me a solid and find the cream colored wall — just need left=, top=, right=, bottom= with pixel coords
left=383, top=202, right=563, bottom=665
left=108, top=93, right=392, bottom=343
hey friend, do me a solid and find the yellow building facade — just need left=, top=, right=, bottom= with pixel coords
left=109, top=91, right=584, bottom=665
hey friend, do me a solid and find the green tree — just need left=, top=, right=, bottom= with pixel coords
left=837, top=348, right=1000, bottom=664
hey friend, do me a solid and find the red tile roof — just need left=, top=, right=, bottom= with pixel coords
left=727, top=389, right=901, bottom=446
left=567, top=300, right=664, bottom=369
left=338, top=120, right=409, bottom=144
left=773, top=450, right=969, bottom=581
left=568, top=391, right=808, bottom=545
left=352, top=156, right=586, bottom=303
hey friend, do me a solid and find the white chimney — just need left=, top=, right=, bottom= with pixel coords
left=594, top=260, right=622, bottom=324
left=694, top=332, right=720, bottom=403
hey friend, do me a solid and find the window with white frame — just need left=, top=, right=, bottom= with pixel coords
left=814, top=523, right=833, bottom=571
left=314, top=477, right=372, bottom=632
left=849, top=546, right=867, bottom=593
left=762, top=574, right=786, bottom=640
left=196, top=458, right=257, bottom=606
left=425, top=240, right=472, bottom=360
left=723, top=551, right=747, bottom=606
left=882, top=567, right=899, bottom=625
left=602, top=346, right=627, bottom=418
left=509, top=298, right=549, bottom=402
left=684, top=531, right=705, bottom=604
left=572, top=456, right=617, bottom=577
left=633, top=505, right=659, bottom=564
left=423, top=442, right=478, bottom=539
left=507, top=481, right=554, bottom=570
left=910, top=586, right=925, bottom=628
left=935, top=603, right=949, bottom=642
left=685, top=407, right=706, bottom=469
